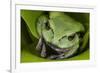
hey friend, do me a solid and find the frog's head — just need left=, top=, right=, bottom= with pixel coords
left=37, top=12, right=85, bottom=59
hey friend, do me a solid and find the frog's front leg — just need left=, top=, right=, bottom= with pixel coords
left=36, top=37, right=47, bottom=57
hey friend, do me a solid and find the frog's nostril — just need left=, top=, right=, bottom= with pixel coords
left=68, top=34, right=75, bottom=41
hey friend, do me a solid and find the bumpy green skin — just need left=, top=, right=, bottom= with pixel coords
left=36, top=12, right=85, bottom=59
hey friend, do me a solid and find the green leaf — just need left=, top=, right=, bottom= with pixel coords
left=21, top=17, right=33, bottom=50
left=21, top=10, right=44, bottom=39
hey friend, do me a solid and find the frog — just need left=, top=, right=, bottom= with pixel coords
left=36, top=12, right=85, bottom=59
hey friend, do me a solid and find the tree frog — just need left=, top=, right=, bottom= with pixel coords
left=36, top=12, right=85, bottom=59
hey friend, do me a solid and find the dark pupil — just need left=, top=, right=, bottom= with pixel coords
left=45, top=21, right=50, bottom=30
left=68, top=34, right=75, bottom=41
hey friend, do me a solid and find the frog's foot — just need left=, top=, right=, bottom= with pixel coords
left=47, top=53, right=65, bottom=60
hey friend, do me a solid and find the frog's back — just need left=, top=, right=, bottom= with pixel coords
left=49, top=12, right=85, bottom=40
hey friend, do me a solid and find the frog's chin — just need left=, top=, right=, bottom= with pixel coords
left=46, top=42, right=79, bottom=59
left=47, top=43, right=77, bottom=53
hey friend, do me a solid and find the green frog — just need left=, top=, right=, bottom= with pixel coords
left=36, top=12, right=85, bottom=59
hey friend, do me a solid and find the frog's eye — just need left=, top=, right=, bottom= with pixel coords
left=45, top=21, right=50, bottom=30
left=68, top=34, right=76, bottom=41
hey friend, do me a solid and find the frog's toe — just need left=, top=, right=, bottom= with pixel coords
left=36, top=37, right=43, bottom=51
left=40, top=43, right=47, bottom=57
left=47, top=53, right=66, bottom=60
